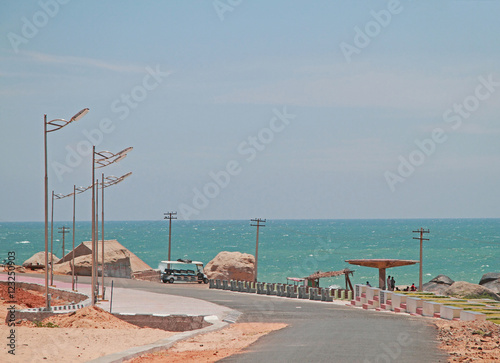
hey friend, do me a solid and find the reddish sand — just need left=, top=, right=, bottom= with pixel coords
left=126, top=322, right=288, bottom=363
left=435, top=319, right=500, bottom=361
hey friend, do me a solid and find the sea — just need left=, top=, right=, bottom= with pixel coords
left=1, top=219, right=498, bottom=288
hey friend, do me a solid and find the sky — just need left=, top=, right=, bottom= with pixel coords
left=1, top=0, right=500, bottom=222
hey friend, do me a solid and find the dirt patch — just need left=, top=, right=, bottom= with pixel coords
left=435, top=319, right=500, bottom=361
left=0, top=325, right=175, bottom=362
left=127, top=322, right=288, bottom=363
left=0, top=284, right=71, bottom=323
left=42, top=306, right=139, bottom=329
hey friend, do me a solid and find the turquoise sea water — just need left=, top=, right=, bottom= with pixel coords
left=1, top=219, right=499, bottom=288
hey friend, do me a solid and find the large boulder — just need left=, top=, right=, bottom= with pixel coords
left=205, top=251, right=255, bottom=282
left=422, top=274, right=454, bottom=295
left=444, top=281, right=500, bottom=301
left=479, top=272, right=500, bottom=294
left=22, top=251, right=59, bottom=268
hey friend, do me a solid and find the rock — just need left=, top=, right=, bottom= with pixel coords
left=479, top=273, right=500, bottom=293
left=22, top=251, right=59, bottom=268
left=444, top=281, right=500, bottom=301
left=423, top=274, right=455, bottom=295
left=479, top=272, right=500, bottom=285
left=205, top=251, right=255, bottom=282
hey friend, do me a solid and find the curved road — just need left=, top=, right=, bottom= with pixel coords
left=108, top=278, right=447, bottom=362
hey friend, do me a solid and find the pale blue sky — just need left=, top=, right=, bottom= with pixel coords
left=1, top=0, right=500, bottom=222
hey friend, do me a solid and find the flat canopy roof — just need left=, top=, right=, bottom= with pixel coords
left=305, top=268, right=354, bottom=280
left=345, top=259, right=418, bottom=269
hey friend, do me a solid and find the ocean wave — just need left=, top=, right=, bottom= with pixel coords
left=15, top=240, right=30, bottom=244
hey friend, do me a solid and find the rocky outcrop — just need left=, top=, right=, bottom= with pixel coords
left=479, top=272, right=500, bottom=294
left=22, top=251, right=59, bottom=268
left=444, top=281, right=500, bottom=301
left=422, top=274, right=454, bottom=295
left=53, top=254, right=132, bottom=278
left=205, top=251, right=255, bottom=282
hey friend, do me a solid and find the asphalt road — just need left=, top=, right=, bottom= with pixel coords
left=105, top=278, right=447, bottom=362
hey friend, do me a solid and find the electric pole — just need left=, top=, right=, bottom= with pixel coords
left=251, top=218, right=266, bottom=282
left=164, top=212, right=177, bottom=269
left=58, top=226, right=70, bottom=260
left=413, top=228, right=430, bottom=291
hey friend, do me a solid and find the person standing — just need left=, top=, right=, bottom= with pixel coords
left=387, top=275, right=391, bottom=290
left=390, top=276, right=395, bottom=291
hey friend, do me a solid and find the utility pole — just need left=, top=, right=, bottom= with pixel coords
left=413, top=228, right=430, bottom=291
left=251, top=218, right=266, bottom=282
left=164, top=212, right=177, bottom=269
left=58, top=226, right=70, bottom=259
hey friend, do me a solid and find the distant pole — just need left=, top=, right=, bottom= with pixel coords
left=50, top=191, right=55, bottom=286
left=164, top=212, right=177, bottom=269
left=72, top=185, right=76, bottom=291
left=413, top=228, right=430, bottom=291
left=91, top=146, right=96, bottom=305
left=251, top=218, right=266, bottom=282
left=58, top=226, right=70, bottom=259
left=101, top=173, right=105, bottom=299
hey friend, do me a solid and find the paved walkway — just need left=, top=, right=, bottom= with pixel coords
left=0, top=273, right=234, bottom=320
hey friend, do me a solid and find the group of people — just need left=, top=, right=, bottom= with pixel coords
left=386, top=275, right=396, bottom=291
left=365, top=276, right=417, bottom=292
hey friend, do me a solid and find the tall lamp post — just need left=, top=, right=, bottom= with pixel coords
left=44, top=108, right=89, bottom=310
left=98, top=172, right=132, bottom=298
left=91, top=147, right=133, bottom=304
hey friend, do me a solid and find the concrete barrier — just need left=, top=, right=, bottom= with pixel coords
left=422, top=301, right=441, bottom=317
left=215, top=279, right=222, bottom=289
left=298, top=286, right=307, bottom=299
left=286, top=285, right=297, bottom=298
left=365, top=287, right=380, bottom=309
left=209, top=279, right=216, bottom=289
left=248, top=281, right=256, bottom=293
left=440, top=305, right=462, bottom=320
left=391, top=294, right=407, bottom=313
left=460, top=310, right=486, bottom=321
left=257, top=282, right=265, bottom=294
left=406, top=297, right=423, bottom=314
left=321, top=289, right=333, bottom=302
left=222, top=280, right=229, bottom=290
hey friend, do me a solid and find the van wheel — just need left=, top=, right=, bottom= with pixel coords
left=169, top=278, right=174, bottom=284
left=203, top=278, right=209, bottom=284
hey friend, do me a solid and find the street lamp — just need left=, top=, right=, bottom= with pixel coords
left=98, top=171, right=132, bottom=298
left=44, top=108, right=89, bottom=309
left=91, top=147, right=132, bottom=304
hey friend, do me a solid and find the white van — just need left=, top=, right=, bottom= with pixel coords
left=159, top=259, right=208, bottom=284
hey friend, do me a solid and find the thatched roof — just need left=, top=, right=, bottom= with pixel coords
left=305, top=268, right=353, bottom=280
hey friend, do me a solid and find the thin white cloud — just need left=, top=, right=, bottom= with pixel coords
left=20, top=50, right=146, bottom=73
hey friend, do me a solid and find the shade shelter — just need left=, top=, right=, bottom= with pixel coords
left=303, top=268, right=354, bottom=291
left=345, top=259, right=418, bottom=290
